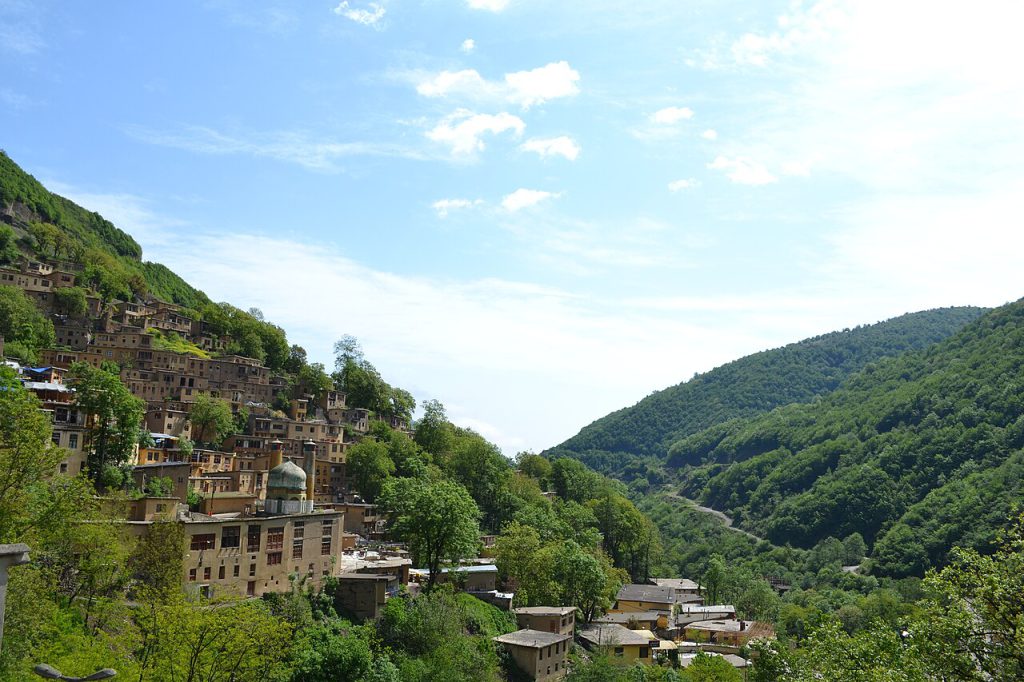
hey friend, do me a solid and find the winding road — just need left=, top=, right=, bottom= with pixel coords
left=665, top=491, right=766, bottom=544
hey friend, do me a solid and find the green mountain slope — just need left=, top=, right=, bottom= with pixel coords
left=671, top=298, right=1024, bottom=576
left=0, top=150, right=208, bottom=309
left=545, top=306, right=986, bottom=477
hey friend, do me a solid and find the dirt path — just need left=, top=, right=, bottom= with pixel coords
left=665, top=491, right=766, bottom=543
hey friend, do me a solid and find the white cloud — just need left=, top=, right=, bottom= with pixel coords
left=707, top=156, right=777, bottom=185
left=432, top=198, right=481, bottom=217
left=668, top=178, right=697, bottom=192
left=504, top=61, right=580, bottom=109
left=519, top=136, right=580, bottom=161
left=651, top=106, right=694, bottom=125
left=414, top=61, right=580, bottom=110
left=730, top=1, right=847, bottom=66
left=460, top=38, right=475, bottom=53
left=501, top=188, right=561, bottom=212
left=466, top=0, right=509, bottom=11
left=425, top=109, right=525, bottom=156
left=701, top=129, right=718, bottom=140
left=126, top=125, right=425, bottom=170
left=332, top=1, right=385, bottom=27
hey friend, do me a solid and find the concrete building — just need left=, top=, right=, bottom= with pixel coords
left=578, top=624, right=654, bottom=665
left=514, top=606, right=576, bottom=636
left=493, top=629, right=572, bottom=681
left=333, top=573, right=397, bottom=621
left=613, top=584, right=677, bottom=614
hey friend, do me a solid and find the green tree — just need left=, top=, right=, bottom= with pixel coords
left=130, top=520, right=185, bottom=604
left=414, top=399, right=455, bottom=462
left=0, top=224, right=20, bottom=264
left=68, top=361, right=144, bottom=484
left=187, top=393, right=236, bottom=446
left=380, top=478, right=481, bottom=592
left=52, top=286, right=89, bottom=318
left=0, top=284, right=55, bottom=363
left=682, top=652, right=742, bottom=682
left=347, top=438, right=395, bottom=504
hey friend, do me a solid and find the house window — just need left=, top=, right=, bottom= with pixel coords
left=222, top=526, right=240, bottom=548
left=60, top=463, right=68, bottom=473
left=614, top=647, right=623, bottom=657
left=246, top=526, right=261, bottom=551
left=190, top=534, right=216, bottom=550
left=188, top=568, right=197, bottom=581
left=639, top=647, right=649, bottom=659
left=249, top=564, right=256, bottom=577
left=51, top=433, right=60, bottom=445
left=267, top=527, right=284, bottom=550
left=321, top=537, right=332, bottom=556
left=292, top=539, right=303, bottom=559
left=233, top=565, right=240, bottom=577
left=203, top=567, right=211, bottom=580
left=218, top=566, right=225, bottom=580
left=267, top=552, right=282, bottom=565
left=293, top=522, right=304, bottom=539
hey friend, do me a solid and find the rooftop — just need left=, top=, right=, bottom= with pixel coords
left=578, top=624, right=653, bottom=647
left=616, top=584, right=676, bottom=604
left=594, top=611, right=668, bottom=624
left=514, top=606, right=577, bottom=616
left=493, top=629, right=571, bottom=649
left=650, top=578, right=699, bottom=590
left=684, top=619, right=752, bottom=633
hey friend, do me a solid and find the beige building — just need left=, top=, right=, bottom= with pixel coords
left=493, top=629, right=572, bottom=681
left=578, top=624, right=655, bottom=665
left=514, top=606, right=576, bottom=636
left=613, top=584, right=677, bottom=614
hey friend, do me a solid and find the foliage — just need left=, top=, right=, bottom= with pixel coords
left=380, top=477, right=481, bottom=591
left=148, top=327, right=211, bottom=358
left=0, top=284, right=55, bottom=363
left=187, top=392, right=236, bottom=446
left=333, top=335, right=415, bottom=420
left=52, top=285, right=89, bottom=317
left=346, top=437, right=396, bottom=503
left=67, top=361, right=144, bottom=483
left=548, top=306, right=985, bottom=479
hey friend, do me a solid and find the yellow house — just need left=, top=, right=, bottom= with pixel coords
left=578, top=624, right=655, bottom=665
left=613, top=584, right=676, bottom=613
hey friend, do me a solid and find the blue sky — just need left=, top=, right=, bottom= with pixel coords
left=3, top=0, right=1023, bottom=453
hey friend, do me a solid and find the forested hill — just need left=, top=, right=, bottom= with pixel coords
left=0, top=150, right=208, bottom=309
left=545, top=307, right=986, bottom=477
left=670, top=297, right=1024, bottom=576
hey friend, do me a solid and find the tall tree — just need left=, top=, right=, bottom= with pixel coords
left=346, top=439, right=395, bottom=504
left=380, top=478, right=480, bottom=592
left=187, top=393, right=236, bottom=447
left=68, top=361, right=144, bottom=483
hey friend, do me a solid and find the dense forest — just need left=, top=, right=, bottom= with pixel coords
left=665, top=298, right=1024, bottom=576
left=545, top=307, right=985, bottom=479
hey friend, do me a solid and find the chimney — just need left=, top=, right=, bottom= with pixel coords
left=303, top=440, right=317, bottom=505
left=269, top=439, right=284, bottom=469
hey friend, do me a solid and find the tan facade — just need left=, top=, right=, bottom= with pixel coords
left=515, top=607, right=576, bottom=636
left=493, top=630, right=572, bottom=681
left=181, top=510, right=343, bottom=598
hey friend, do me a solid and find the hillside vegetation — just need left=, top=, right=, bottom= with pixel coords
left=670, top=298, right=1024, bottom=576
left=0, top=150, right=207, bottom=308
left=545, top=307, right=985, bottom=480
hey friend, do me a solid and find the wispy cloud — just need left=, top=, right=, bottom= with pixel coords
left=432, top=197, right=482, bottom=217
left=707, top=156, right=776, bottom=185
left=519, top=136, right=580, bottom=161
left=701, top=129, right=718, bottom=140
left=650, top=106, right=694, bottom=124
left=413, top=61, right=581, bottom=110
left=0, top=0, right=45, bottom=55
left=460, top=38, right=475, bottom=53
left=501, top=188, right=561, bottom=211
left=0, top=87, right=33, bottom=109
left=332, top=1, right=386, bottom=27
left=425, top=109, right=525, bottom=156
left=466, top=0, right=509, bottom=12
left=668, top=178, right=697, bottom=192
left=126, top=124, right=425, bottom=170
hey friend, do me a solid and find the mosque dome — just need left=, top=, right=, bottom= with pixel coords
left=267, top=460, right=307, bottom=491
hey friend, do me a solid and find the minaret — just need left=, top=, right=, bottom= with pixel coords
left=303, top=439, right=317, bottom=508
left=269, top=439, right=284, bottom=469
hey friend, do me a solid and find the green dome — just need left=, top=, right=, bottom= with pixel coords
left=268, top=460, right=307, bottom=491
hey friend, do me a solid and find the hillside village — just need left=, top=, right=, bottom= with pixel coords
left=0, top=241, right=779, bottom=679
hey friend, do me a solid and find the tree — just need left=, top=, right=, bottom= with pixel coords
left=702, top=555, right=726, bottom=606
left=130, top=520, right=184, bottom=604
left=414, top=399, right=455, bottom=461
left=380, top=478, right=480, bottom=592
left=682, top=652, right=742, bottom=682
left=346, top=439, right=395, bottom=503
left=68, top=362, right=144, bottom=483
left=0, top=284, right=55, bottom=362
left=0, top=367, right=68, bottom=542
left=516, top=452, right=553, bottom=489
left=52, top=286, right=89, bottom=318
left=187, top=393, right=235, bottom=446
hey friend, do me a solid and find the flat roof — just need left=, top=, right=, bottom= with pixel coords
left=594, top=611, right=668, bottom=624
left=578, top=624, right=653, bottom=647
left=616, top=584, right=676, bottom=603
left=493, top=629, right=571, bottom=648
left=684, top=619, right=752, bottom=633
left=514, top=606, right=576, bottom=616
left=650, top=578, right=699, bottom=590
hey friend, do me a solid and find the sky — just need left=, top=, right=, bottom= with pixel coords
left=3, top=1, right=1024, bottom=454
